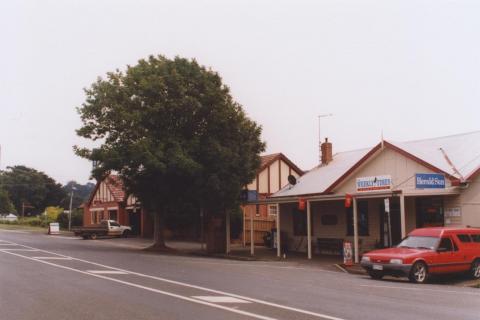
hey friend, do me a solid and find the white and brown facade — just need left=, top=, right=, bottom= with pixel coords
left=263, top=131, right=480, bottom=262
left=243, top=153, right=303, bottom=219
left=83, top=175, right=153, bottom=237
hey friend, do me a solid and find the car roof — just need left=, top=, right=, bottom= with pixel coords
left=409, top=227, right=480, bottom=237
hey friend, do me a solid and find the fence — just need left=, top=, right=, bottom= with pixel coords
left=243, top=217, right=276, bottom=246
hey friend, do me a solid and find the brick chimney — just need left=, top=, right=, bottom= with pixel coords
left=321, top=138, right=333, bottom=165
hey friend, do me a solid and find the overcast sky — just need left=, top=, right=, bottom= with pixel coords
left=1, top=0, right=479, bottom=184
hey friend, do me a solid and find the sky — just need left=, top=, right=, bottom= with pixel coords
left=1, top=0, right=480, bottom=184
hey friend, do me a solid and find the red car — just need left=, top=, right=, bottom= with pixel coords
left=360, top=227, right=480, bottom=283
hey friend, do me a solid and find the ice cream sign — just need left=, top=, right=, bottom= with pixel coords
left=356, top=175, right=392, bottom=192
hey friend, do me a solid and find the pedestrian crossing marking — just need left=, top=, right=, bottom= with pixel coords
left=86, top=270, right=129, bottom=275
left=193, top=296, right=251, bottom=304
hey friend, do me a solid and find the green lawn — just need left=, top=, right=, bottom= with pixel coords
left=0, top=223, right=47, bottom=232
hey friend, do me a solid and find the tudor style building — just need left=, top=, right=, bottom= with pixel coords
left=264, top=131, right=480, bottom=262
left=82, top=175, right=153, bottom=237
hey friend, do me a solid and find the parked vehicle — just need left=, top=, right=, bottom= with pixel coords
left=73, top=220, right=132, bottom=240
left=361, top=227, right=480, bottom=283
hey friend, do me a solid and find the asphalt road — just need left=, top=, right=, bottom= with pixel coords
left=1, top=229, right=479, bottom=320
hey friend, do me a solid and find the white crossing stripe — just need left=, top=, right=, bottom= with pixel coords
left=33, top=257, right=73, bottom=260
left=0, top=249, right=38, bottom=251
left=86, top=270, right=129, bottom=275
left=193, top=296, right=251, bottom=304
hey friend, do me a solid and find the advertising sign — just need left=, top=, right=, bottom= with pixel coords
left=343, top=241, right=353, bottom=266
left=356, top=175, right=392, bottom=192
left=384, top=198, right=390, bottom=213
left=48, top=222, right=60, bottom=235
left=344, top=194, right=353, bottom=208
left=415, top=173, right=445, bottom=189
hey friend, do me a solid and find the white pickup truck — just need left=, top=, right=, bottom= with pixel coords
left=73, top=220, right=132, bottom=240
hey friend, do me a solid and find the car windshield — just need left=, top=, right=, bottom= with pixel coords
left=397, top=236, right=439, bottom=250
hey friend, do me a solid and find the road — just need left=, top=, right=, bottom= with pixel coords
left=1, top=229, right=479, bottom=320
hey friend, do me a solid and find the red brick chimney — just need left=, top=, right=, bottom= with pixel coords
left=321, top=138, right=333, bottom=165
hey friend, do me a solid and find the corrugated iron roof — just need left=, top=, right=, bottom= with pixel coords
left=272, top=130, right=480, bottom=198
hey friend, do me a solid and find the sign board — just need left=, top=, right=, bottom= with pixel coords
left=48, top=222, right=60, bottom=235
left=384, top=198, right=390, bottom=213
left=415, top=173, right=445, bottom=189
left=343, top=241, right=353, bottom=266
left=239, top=190, right=258, bottom=202
left=356, top=175, right=392, bottom=192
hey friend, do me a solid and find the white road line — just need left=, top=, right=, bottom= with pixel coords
left=334, top=264, right=348, bottom=273
left=0, top=243, right=19, bottom=246
left=193, top=296, right=251, bottom=303
left=359, top=284, right=480, bottom=296
left=87, top=270, right=129, bottom=275
left=33, top=257, right=73, bottom=260
left=0, top=239, right=346, bottom=320
left=0, top=230, right=28, bottom=234
left=0, top=250, right=278, bottom=320
left=0, top=249, right=38, bottom=252
left=46, top=236, right=79, bottom=240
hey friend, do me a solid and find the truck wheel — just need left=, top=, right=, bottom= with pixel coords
left=409, top=261, right=428, bottom=284
left=90, top=233, right=98, bottom=240
left=123, top=230, right=130, bottom=238
left=471, top=259, right=480, bottom=279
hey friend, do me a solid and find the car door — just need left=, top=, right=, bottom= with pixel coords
left=433, top=237, right=465, bottom=273
left=108, top=221, right=122, bottom=236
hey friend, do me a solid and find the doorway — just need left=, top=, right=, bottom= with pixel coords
left=379, top=197, right=402, bottom=247
left=127, top=209, right=141, bottom=236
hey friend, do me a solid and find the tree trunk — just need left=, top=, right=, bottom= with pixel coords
left=152, top=209, right=166, bottom=248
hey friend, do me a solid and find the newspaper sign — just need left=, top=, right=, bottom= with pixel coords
left=356, top=175, right=392, bottom=192
left=48, top=222, right=60, bottom=235
left=343, top=241, right=353, bottom=266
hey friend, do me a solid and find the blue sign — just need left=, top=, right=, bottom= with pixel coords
left=415, top=173, right=445, bottom=189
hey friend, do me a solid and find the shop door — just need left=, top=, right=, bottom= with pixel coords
left=128, top=210, right=141, bottom=236
left=379, top=198, right=402, bottom=247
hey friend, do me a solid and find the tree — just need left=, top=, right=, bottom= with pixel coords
left=61, top=181, right=95, bottom=209
left=75, top=55, right=265, bottom=249
left=0, top=166, right=66, bottom=215
left=0, top=188, right=15, bottom=213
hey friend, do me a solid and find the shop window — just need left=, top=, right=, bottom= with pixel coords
left=321, top=214, right=338, bottom=225
left=91, top=211, right=99, bottom=224
left=416, top=197, right=444, bottom=228
left=268, top=205, right=277, bottom=216
left=255, top=204, right=260, bottom=217
left=292, top=208, right=312, bottom=236
left=346, top=201, right=369, bottom=236
left=109, top=210, right=118, bottom=221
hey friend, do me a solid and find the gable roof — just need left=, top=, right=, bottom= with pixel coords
left=259, top=153, right=304, bottom=175
left=272, top=130, right=480, bottom=198
left=87, top=174, right=126, bottom=205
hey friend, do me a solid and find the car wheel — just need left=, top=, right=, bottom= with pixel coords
left=123, top=230, right=130, bottom=238
left=368, top=271, right=384, bottom=280
left=471, top=259, right=480, bottom=279
left=409, top=261, right=428, bottom=284
left=90, top=233, right=97, bottom=240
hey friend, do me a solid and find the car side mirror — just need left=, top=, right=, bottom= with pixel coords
left=437, top=247, right=448, bottom=253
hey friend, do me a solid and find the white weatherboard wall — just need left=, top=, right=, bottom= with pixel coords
left=247, top=159, right=301, bottom=194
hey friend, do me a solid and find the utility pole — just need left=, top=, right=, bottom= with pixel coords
left=318, top=114, right=333, bottom=163
left=68, top=186, right=76, bottom=231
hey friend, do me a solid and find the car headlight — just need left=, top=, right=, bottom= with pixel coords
left=390, top=259, right=403, bottom=264
left=361, top=256, right=370, bottom=262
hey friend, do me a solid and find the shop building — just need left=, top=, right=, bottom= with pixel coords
left=264, top=131, right=480, bottom=262
left=241, top=153, right=303, bottom=245
left=83, top=175, right=153, bottom=237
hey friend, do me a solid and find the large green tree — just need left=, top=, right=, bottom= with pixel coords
left=0, top=187, right=15, bottom=213
left=0, top=166, right=66, bottom=215
left=75, top=55, right=265, bottom=249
